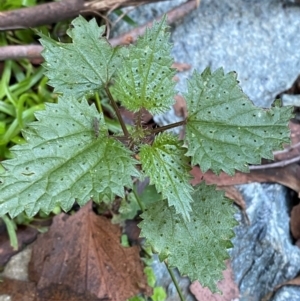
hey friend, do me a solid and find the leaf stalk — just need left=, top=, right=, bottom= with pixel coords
left=132, top=186, right=145, bottom=212
left=94, top=91, right=103, bottom=113
left=105, top=85, right=129, bottom=137
left=165, top=261, right=186, bottom=301
left=150, top=119, right=186, bottom=134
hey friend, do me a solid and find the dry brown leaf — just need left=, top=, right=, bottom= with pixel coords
left=174, top=94, right=187, bottom=119
left=190, top=261, right=239, bottom=301
left=190, top=164, right=300, bottom=196
left=171, top=62, right=191, bottom=72
left=291, top=203, right=300, bottom=240
left=29, top=202, right=149, bottom=301
left=218, top=186, right=246, bottom=212
left=0, top=278, right=36, bottom=301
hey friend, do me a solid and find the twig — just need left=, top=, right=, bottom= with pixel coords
left=110, top=5, right=139, bottom=30
left=249, top=155, right=300, bottom=170
left=109, top=0, right=197, bottom=47
left=273, top=141, right=300, bottom=157
left=0, top=45, right=44, bottom=60
left=0, top=0, right=198, bottom=60
left=84, top=0, right=170, bottom=11
left=80, top=9, right=113, bottom=39
left=0, top=0, right=84, bottom=30
left=0, top=0, right=171, bottom=31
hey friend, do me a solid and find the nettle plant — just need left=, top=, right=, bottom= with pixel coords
left=0, top=16, right=292, bottom=293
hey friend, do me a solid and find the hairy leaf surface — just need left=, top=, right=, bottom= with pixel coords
left=185, top=68, right=292, bottom=175
left=139, top=182, right=237, bottom=292
left=40, top=16, right=123, bottom=98
left=0, top=97, right=139, bottom=218
left=113, top=17, right=176, bottom=115
left=139, top=133, right=193, bottom=221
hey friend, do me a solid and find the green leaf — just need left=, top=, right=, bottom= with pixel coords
left=113, top=16, right=176, bottom=115
left=140, top=133, right=193, bottom=221
left=127, top=297, right=145, bottom=301
left=151, top=287, right=167, bottom=301
left=39, top=16, right=123, bottom=98
left=0, top=97, right=139, bottom=218
left=144, top=266, right=156, bottom=287
left=139, top=182, right=237, bottom=293
left=185, top=68, right=292, bottom=175
left=1, top=215, right=18, bottom=250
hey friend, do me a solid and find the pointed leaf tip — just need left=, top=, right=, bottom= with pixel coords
left=140, top=133, right=193, bottom=221
left=139, top=182, right=237, bottom=293
left=113, top=17, right=176, bottom=115
left=39, top=16, right=123, bottom=98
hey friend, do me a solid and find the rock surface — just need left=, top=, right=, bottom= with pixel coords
left=111, top=0, right=300, bottom=108
left=231, top=183, right=300, bottom=301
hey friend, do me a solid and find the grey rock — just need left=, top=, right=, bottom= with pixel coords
left=0, top=247, right=31, bottom=281
left=112, top=0, right=300, bottom=109
left=231, top=183, right=300, bottom=301
left=0, top=247, right=31, bottom=301
left=171, top=0, right=300, bottom=108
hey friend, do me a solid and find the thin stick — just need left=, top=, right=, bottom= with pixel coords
left=0, top=0, right=84, bottom=30
left=0, top=45, right=44, bottom=60
left=109, top=0, right=197, bottom=47
left=273, top=141, right=300, bottom=156
left=84, top=0, right=170, bottom=11
left=249, top=155, right=300, bottom=170
left=0, top=0, right=197, bottom=60
left=105, top=86, right=129, bottom=137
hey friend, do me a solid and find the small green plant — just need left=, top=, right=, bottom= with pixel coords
left=0, top=16, right=292, bottom=293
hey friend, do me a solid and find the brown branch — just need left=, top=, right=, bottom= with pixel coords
left=0, top=0, right=84, bottom=30
left=109, top=0, right=197, bottom=47
left=0, top=0, right=197, bottom=60
left=0, top=45, right=44, bottom=60
left=273, top=141, right=300, bottom=157
left=249, top=155, right=300, bottom=170
left=84, top=0, right=170, bottom=11
left=0, top=0, right=182, bottom=31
